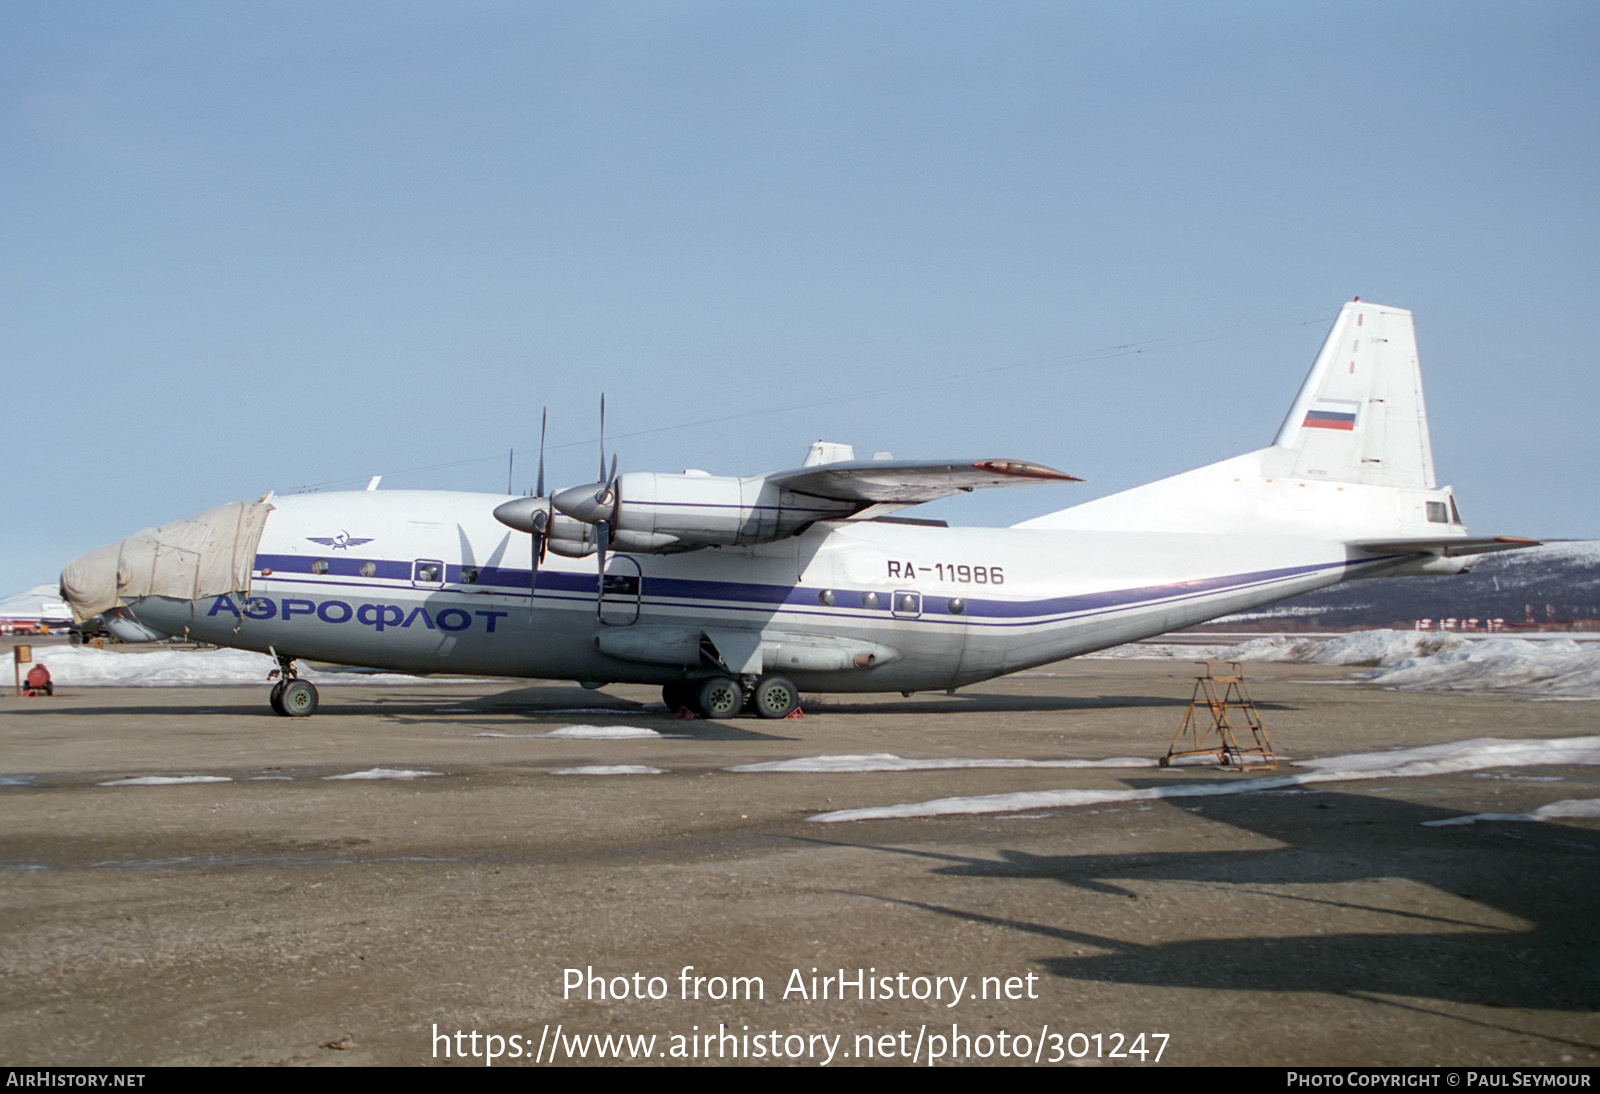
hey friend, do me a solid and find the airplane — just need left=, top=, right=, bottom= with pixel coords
left=59, top=300, right=1536, bottom=718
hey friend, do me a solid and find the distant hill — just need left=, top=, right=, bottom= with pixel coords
left=1212, top=541, right=1600, bottom=631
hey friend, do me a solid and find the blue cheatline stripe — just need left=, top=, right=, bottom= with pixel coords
left=254, top=552, right=1373, bottom=628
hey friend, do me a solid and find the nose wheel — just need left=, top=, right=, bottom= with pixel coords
left=268, top=652, right=319, bottom=717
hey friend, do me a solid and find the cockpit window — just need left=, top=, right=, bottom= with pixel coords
left=1426, top=501, right=1449, bottom=524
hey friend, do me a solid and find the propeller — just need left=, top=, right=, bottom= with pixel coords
left=592, top=395, right=618, bottom=617
left=490, top=407, right=552, bottom=617
left=531, top=408, right=549, bottom=609
left=509, top=394, right=625, bottom=620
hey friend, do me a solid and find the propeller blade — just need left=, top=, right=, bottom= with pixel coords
left=536, top=407, right=547, bottom=499
left=595, top=520, right=610, bottom=616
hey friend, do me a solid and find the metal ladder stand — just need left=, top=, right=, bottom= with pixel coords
left=1161, top=661, right=1277, bottom=771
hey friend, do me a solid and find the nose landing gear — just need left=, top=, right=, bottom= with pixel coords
left=267, top=651, right=319, bottom=717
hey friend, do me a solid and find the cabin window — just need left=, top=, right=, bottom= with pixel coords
left=1426, top=501, right=1449, bottom=524
left=311, top=559, right=329, bottom=575
left=947, top=597, right=966, bottom=615
left=860, top=591, right=880, bottom=610
left=359, top=561, right=377, bottom=578
left=414, top=561, right=443, bottom=584
left=817, top=589, right=835, bottom=606
left=460, top=566, right=480, bottom=584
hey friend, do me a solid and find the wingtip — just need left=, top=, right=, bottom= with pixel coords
left=972, top=459, right=1083, bottom=483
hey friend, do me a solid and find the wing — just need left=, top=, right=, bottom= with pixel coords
left=767, top=458, right=1080, bottom=516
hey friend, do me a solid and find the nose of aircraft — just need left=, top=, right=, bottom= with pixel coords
left=58, top=498, right=274, bottom=623
left=59, top=538, right=128, bottom=623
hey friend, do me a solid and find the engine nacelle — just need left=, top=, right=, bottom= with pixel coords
left=553, top=472, right=857, bottom=551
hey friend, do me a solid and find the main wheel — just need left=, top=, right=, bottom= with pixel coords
left=268, top=680, right=287, bottom=716
left=279, top=679, right=319, bottom=718
left=695, top=676, right=743, bottom=720
left=751, top=675, right=800, bottom=719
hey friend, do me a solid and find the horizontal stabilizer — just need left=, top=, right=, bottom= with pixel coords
left=1352, top=536, right=1541, bottom=558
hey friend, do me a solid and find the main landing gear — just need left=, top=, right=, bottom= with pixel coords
left=268, top=651, right=319, bottom=717
left=661, top=674, right=801, bottom=720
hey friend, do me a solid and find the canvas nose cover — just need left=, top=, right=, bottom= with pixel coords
left=59, top=498, right=272, bottom=622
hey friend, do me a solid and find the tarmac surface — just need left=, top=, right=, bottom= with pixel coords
left=2, top=655, right=1597, bottom=1067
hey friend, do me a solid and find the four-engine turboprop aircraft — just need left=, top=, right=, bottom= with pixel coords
left=60, top=301, right=1535, bottom=718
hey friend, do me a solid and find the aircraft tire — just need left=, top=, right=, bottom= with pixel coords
left=696, top=676, right=743, bottom=720
left=268, top=681, right=287, bottom=716
left=752, top=675, right=800, bottom=720
left=280, top=679, right=319, bottom=718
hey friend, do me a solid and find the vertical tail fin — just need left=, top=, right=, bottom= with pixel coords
left=1273, top=301, right=1436, bottom=489
left=1017, top=300, right=1460, bottom=539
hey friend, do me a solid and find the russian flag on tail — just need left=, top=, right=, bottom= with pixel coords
left=1303, top=400, right=1359, bottom=431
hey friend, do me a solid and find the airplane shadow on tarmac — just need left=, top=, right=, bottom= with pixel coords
left=15, top=685, right=1294, bottom=722
left=815, top=787, right=1600, bottom=1026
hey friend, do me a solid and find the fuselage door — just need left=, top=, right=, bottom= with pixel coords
left=599, top=556, right=643, bottom=626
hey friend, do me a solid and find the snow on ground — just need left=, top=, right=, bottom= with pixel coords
left=1365, top=638, right=1600, bottom=699
left=536, top=725, right=663, bottom=739
left=1420, top=798, right=1600, bottom=827
left=808, top=735, right=1600, bottom=822
left=474, top=725, right=665, bottom=739
left=1223, top=629, right=1471, bottom=667
left=322, top=768, right=442, bottom=780
left=728, top=754, right=1159, bottom=773
left=96, top=775, right=233, bottom=787
left=1217, top=629, right=1600, bottom=699
left=27, top=645, right=444, bottom=687
left=1082, top=642, right=1234, bottom=660
left=549, top=765, right=665, bottom=776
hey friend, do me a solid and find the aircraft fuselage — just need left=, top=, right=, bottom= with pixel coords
left=124, top=488, right=1380, bottom=692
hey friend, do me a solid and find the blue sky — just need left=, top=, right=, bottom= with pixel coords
left=3, top=1, right=1596, bottom=595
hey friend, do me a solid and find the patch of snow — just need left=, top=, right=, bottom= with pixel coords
left=1224, top=629, right=1470, bottom=667
left=1082, top=642, right=1234, bottom=660
left=28, top=646, right=443, bottom=687
left=1421, top=798, right=1600, bottom=827
left=728, top=753, right=1159, bottom=773
left=1366, top=638, right=1600, bottom=699
left=323, top=768, right=442, bottom=780
left=549, top=765, right=665, bottom=776
left=809, top=735, right=1600, bottom=822
left=537, top=725, right=664, bottom=739
left=97, top=775, right=233, bottom=787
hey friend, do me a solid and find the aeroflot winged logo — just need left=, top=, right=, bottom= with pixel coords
left=305, top=531, right=375, bottom=550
